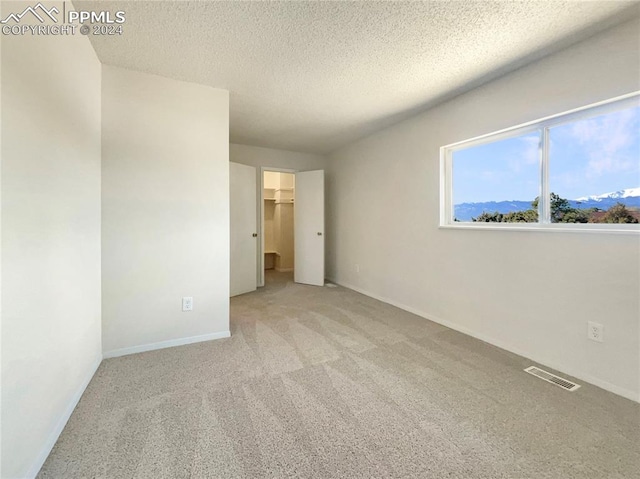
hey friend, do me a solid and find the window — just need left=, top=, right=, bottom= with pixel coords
left=441, top=93, right=640, bottom=230
left=451, top=131, right=541, bottom=223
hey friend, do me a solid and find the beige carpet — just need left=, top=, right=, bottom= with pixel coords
left=38, top=271, right=639, bottom=478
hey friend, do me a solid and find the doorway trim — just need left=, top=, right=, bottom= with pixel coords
left=258, top=166, right=296, bottom=287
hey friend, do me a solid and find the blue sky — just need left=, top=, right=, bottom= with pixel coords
left=453, top=105, right=640, bottom=205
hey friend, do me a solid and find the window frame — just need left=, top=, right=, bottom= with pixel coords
left=440, top=92, right=640, bottom=233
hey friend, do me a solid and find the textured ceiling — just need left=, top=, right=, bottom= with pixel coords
left=77, top=1, right=639, bottom=154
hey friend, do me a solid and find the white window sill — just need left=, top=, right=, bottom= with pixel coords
left=439, top=223, right=640, bottom=235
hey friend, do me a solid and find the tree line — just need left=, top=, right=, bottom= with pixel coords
left=471, top=193, right=639, bottom=224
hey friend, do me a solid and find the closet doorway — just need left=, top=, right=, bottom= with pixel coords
left=259, top=168, right=325, bottom=288
left=230, top=163, right=324, bottom=296
left=262, top=170, right=296, bottom=284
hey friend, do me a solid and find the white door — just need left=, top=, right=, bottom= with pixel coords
left=294, top=170, right=325, bottom=286
left=230, top=162, right=257, bottom=296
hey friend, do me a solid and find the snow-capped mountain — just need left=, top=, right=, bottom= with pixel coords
left=575, top=187, right=640, bottom=202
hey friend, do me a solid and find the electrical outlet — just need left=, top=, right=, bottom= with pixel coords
left=355, top=264, right=360, bottom=273
left=182, top=297, right=193, bottom=312
left=587, top=321, right=604, bottom=342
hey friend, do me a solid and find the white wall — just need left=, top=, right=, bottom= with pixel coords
left=231, top=143, right=326, bottom=172
left=102, top=66, right=230, bottom=356
left=326, top=19, right=640, bottom=401
left=1, top=25, right=4, bottom=479
left=1, top=14, right=102, bottom=478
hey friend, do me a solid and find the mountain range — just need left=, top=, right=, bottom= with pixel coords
left=454, top=187, right=640, bottom=222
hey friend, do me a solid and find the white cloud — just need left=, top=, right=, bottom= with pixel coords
left=507, top=134, right=539, bottom=173
left=519, top=135, right=540, bottom=165
left=569, top=107, right=640, bottom=179
left=480, top=170, right=501, bottom=181
left=586, top=156, right=634, bottom=178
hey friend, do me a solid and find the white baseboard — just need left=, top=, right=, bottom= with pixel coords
left=328, top=277, right=640, bottom=404
left=26, top=356, right=102, bottom=478
left=103, top=331, right=231, bottom=359
left=275, top=267, right=293, bottom=272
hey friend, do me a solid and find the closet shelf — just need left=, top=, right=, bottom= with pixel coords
left=275, top=188, right=294, bottom=191
left=264, top=198, right=276, bottom=201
